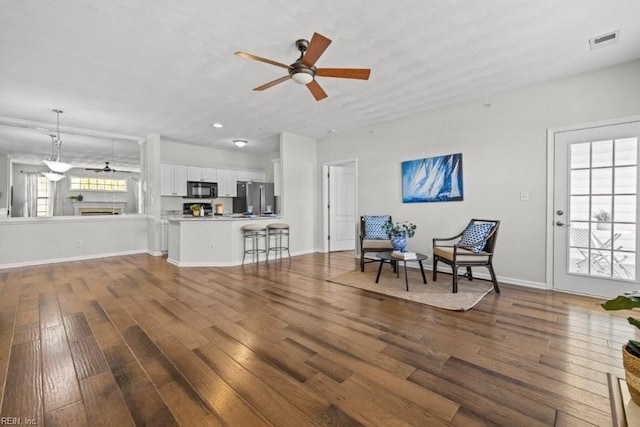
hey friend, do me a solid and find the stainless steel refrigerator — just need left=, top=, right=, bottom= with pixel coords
left=233, top=181, right=275, bottom=214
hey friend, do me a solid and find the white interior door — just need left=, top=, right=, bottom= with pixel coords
left=553, top=119, right=640, bottom=297
left=329, top=164, right=356, bottom=251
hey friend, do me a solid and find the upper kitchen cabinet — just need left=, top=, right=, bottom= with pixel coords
left=216, top=169, right=237, bottom=197
left=236, top=170, right=266, bottom=183
left=187, top=166, right=217, bottom=182
left=161, top=164, right=187, bottom=196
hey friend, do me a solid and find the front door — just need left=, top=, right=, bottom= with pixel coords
left=552, top=119, right=640, bottom=298
left=328, top=163, right=356, bottom=252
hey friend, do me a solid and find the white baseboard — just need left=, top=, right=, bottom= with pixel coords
left=167, top=258, right=236, bottom=267
left=0, top=249, right=149, bottom=270
left=166, top=249, right=315, bottom=268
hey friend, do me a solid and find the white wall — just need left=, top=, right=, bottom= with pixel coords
left=281, top=132, right=317, bottom=255
left=0, top=216, right=149, bottom=268
left=316, top=60, right=640, bottom=287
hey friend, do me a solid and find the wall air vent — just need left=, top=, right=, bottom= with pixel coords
left=589, top=30, right=620, bottom=51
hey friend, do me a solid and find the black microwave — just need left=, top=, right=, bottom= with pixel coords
left=186, top=181, right=217, bottom=198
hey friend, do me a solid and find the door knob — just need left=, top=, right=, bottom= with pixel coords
left=556, top=221, right=564, bottom=226
left=556, top=210, right=564, bottom=216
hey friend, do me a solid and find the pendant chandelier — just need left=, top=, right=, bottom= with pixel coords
left=41, top=134, right=66, bottom=181
left=42, top=109, right=73, bottom=175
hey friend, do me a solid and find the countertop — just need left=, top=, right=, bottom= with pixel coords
left=168, top=214, right=280, bottom=222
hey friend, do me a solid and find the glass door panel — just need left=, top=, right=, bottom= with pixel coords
left=567, top=137, right=637, bottom=281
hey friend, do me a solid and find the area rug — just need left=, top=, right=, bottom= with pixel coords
left=327, top=267, right=495, bottom=311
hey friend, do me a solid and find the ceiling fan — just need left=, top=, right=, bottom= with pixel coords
left=235, top=32, right=371, bottom=101
left=85, top=162, right=133, bottom=173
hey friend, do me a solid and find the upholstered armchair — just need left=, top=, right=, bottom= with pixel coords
left=432, top=219, right=500, bottom=293
left=360, top=215, right=394, bottom=272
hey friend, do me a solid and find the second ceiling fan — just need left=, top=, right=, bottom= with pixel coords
left=235, top=32, right=370, bottom=101
left=85, top=162, right=133, bottom=173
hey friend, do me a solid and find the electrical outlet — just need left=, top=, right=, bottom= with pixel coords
left=76, top=239, right=83, bottom=247
left=520, top=190, right=529, bottom=201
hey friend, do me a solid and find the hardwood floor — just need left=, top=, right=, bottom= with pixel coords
left=0, top=252, right=632, bottom=426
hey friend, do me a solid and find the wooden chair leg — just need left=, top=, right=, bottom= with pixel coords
left=453, top=266, right=459, bottom=293
left=466, top=266, right=473, bottom=281
left=360, top=251, right=365, bottom=272
left=488, top=264, right=500, bottom=293
left=432, top=258, right=438, bottom=281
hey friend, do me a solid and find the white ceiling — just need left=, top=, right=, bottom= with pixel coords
left=1, top=1, right=639, bottom=168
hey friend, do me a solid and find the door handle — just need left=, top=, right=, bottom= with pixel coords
left=556, top=221, right=565, bottom=226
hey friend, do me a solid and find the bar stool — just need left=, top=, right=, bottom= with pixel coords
left=241, top=224, right=267, bottom=266
left=267, top=223, right=291, bottom=266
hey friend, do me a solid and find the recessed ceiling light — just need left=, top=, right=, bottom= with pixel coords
left=327, top=129, right=336, bottom=134
left=233, top=139, right=248, bottom=147
left=212, top=123, right=223, bottom=128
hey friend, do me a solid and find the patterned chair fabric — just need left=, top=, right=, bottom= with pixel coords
left=432, top=219, right=501, bottom=293
left=360, top=215, right=394, bottom=272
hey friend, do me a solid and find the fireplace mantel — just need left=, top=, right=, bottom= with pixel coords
left=74, top=201, right=126, bottom=216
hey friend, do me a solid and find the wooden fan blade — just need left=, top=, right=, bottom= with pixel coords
left=316, top=68, right=371, bottom=80
left=253, top=75, right=290, bottom=91
left=306, top=80, right=328, bottom=101
left=234, top=52, right=291, bottom=69
left=302, top=33, right=332, bottom=67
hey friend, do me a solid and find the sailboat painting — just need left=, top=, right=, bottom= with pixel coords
left=401, top=153, right=463, bottom=203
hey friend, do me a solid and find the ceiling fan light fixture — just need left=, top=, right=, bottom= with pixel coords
left=42, top=171, right=66, bottom=182
left=233, top=139, right=248, bottom=147
left=290, top=68, right=314, bottom=85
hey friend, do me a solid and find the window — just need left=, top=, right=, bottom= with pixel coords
left=70, top=177, right=127, bottom=192
left=36, top=176, right=50, bottom=217
left=568, top=137, right=637, bottom=280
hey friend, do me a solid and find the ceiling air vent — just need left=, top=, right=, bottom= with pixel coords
left=589, top=30, right=620, bottom=51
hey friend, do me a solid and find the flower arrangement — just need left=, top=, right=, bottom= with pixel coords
left=382, top=220, right=417, bottom=238
left=592, top=209, right=612, bottom=222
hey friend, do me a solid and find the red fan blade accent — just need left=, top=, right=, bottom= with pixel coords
left=316, top=68, right=371, bottom=80
left=306, top=80, right=328, bottom=101
left=253, top=76, right=290, bottom=91
left=235, top=52, right=291, bottom=69
left=301, top=33, right=332, bottom=67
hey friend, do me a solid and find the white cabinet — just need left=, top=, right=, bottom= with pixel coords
left=216, top=169, right=237, bottom=197
left=236, top=169, right=266, bottom=183
left=187, top=166, right=217, bottom=182
left=272, top=159, right=281, bottom=196
left=161, top=164, right=187, bottom=196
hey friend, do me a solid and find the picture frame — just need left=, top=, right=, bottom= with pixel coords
left=401, top=153, right=463, bottom=203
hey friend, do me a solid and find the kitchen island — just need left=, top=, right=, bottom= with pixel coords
left=167, top=215, right=283, bottom=267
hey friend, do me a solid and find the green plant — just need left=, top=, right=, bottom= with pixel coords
left=602, top=295, right=640, bottom=357
left=592, top=209, right=612, bottom=222
left=382, top=220, right=417, bottom=238
left=189, top=204, right=201, bottom=212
